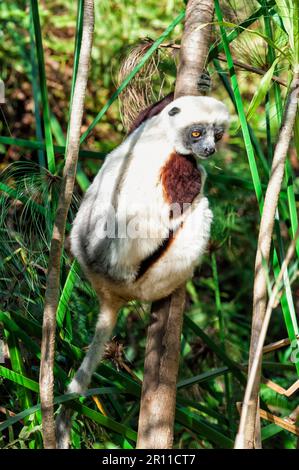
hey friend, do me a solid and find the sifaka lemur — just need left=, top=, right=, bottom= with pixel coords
left=56, top=94, right=230, bottom=447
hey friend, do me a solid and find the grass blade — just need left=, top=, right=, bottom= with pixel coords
left=29, top=0, right=55, bottom=174
left=184, top=315, right=245, bottom=384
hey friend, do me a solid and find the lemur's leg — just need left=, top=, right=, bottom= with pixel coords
left=56, top=295, right=122, bottom=449
left=67, top=297, right=122, bottom=395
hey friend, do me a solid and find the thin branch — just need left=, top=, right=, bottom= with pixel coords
left=237, top=403, right=299, bottom=437
left=263, top=337, right=292, bottom=354
left=161, top=43, right=287, bottom=87
left=264, top=378, right=299, bottom=397
left=39, top=0, right=94, bottom=448
left=235, top=175, right=299, bottom=449
left=216, top=53, right=287, bottom=87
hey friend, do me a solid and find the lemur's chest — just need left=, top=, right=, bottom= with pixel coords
left=160, top=152, right=202, bottom=209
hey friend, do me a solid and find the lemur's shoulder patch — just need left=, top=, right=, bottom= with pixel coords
left=160, top=152, right=202, bottom=209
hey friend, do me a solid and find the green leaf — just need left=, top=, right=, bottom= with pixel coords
left=56, top=260, right=80, bottom=330
left=177, top=367, right=229, bottom=389
left=274, top=0, right=293, bottom=48
left=246, top=57, right=280, bottom=122
left=183, top=315, right=246, bottom=385
left=0, top=136, right=105, bottom=160
left=176, top=408, right=233, bottom=448
left=0, top=366, right=39, bottom=393
left=0, top=387, right=136, bottom=442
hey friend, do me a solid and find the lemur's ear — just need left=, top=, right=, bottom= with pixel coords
left=168, top=106, right=181, bottom=116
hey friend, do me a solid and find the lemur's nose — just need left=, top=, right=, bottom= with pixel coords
left=204, top=146, right=215, bottom=156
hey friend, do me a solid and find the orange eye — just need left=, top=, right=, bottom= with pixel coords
left=191, top=131, right=201, bottom=138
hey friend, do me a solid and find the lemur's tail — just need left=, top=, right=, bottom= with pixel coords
left=117, top=39, right=159, bottom=132
left=116, top=38, right=178, bottom=133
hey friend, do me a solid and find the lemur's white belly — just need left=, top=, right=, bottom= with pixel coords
left=131, top=195, right=212, bottom=301
left=87, top=196, right=212, bottom=302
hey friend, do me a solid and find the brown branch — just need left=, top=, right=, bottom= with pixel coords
left=175, top=0, right=214, bottom=98
left=237, top=403, right=299, bottom=437
left=264, top=378, right=299, bottom=398
left=136, top=288, right=186, bottom=448
left=234, top=78, right=299, bottom=448
left=39, top=0, right=94, bottom=449
left=136, top=0, right=214, bottom=449
left=216, top=54, right=287, bottom=87
left=262, top=337, right=291, bottom=354
left=161, top=43, right=288, bottom=87
left=260, top=409, right=299, bottom=436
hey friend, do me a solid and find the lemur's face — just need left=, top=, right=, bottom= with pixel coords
left=182, top=122, right=224, bottom=159
left=165, top=96, right=230, bottom=159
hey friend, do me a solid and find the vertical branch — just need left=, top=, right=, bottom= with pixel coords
left=235, top=72, right=299, bottom=449
left=136, top=290, right=186, bottom=448
left=39, top=0, right=94, bottom=449
left=175, top=0, right=213, bottom=98
left=136, top=0, right=214, bottom=449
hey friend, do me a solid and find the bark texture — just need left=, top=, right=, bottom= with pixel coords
left=175, top=0, right=214, bottom=98
left=39, top=0, right=94, bottom=448
left=136, top=289, right=186, bottom=448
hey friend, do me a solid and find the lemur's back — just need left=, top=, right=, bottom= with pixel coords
left=70, top=113, right=172, bottom=284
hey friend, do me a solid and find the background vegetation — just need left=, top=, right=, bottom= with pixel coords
left=0, top=0, right=299, bottom=449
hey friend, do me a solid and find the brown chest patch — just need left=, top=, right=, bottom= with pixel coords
left=160, top=152, right=201, bottom=209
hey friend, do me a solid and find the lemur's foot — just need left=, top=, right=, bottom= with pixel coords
left=197, top=71, right=211, bottom=93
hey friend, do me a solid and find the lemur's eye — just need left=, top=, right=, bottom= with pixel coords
left=168, top=107, right=181, bottom=116
left=191, top=131, right=201, bottom=138
left=215, top=132, right=223, bottom=141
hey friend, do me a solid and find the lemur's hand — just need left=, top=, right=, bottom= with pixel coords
left=197, top=71, right=211, bottom=93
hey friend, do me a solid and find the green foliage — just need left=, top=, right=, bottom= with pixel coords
left=1, top=0, right=299, bottom=450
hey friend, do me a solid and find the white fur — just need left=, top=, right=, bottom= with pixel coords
left=162, top=96, right=230, bottom=155
left=71, top=96, right=229, bottom=286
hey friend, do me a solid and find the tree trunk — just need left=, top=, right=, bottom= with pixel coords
left=136, top=288, right=186, bottom=448
left=175, top=0, right=213, bottom=98
left=39, top=0, right=94, bottom=449
left=136, top=0, right=214, bottom=449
